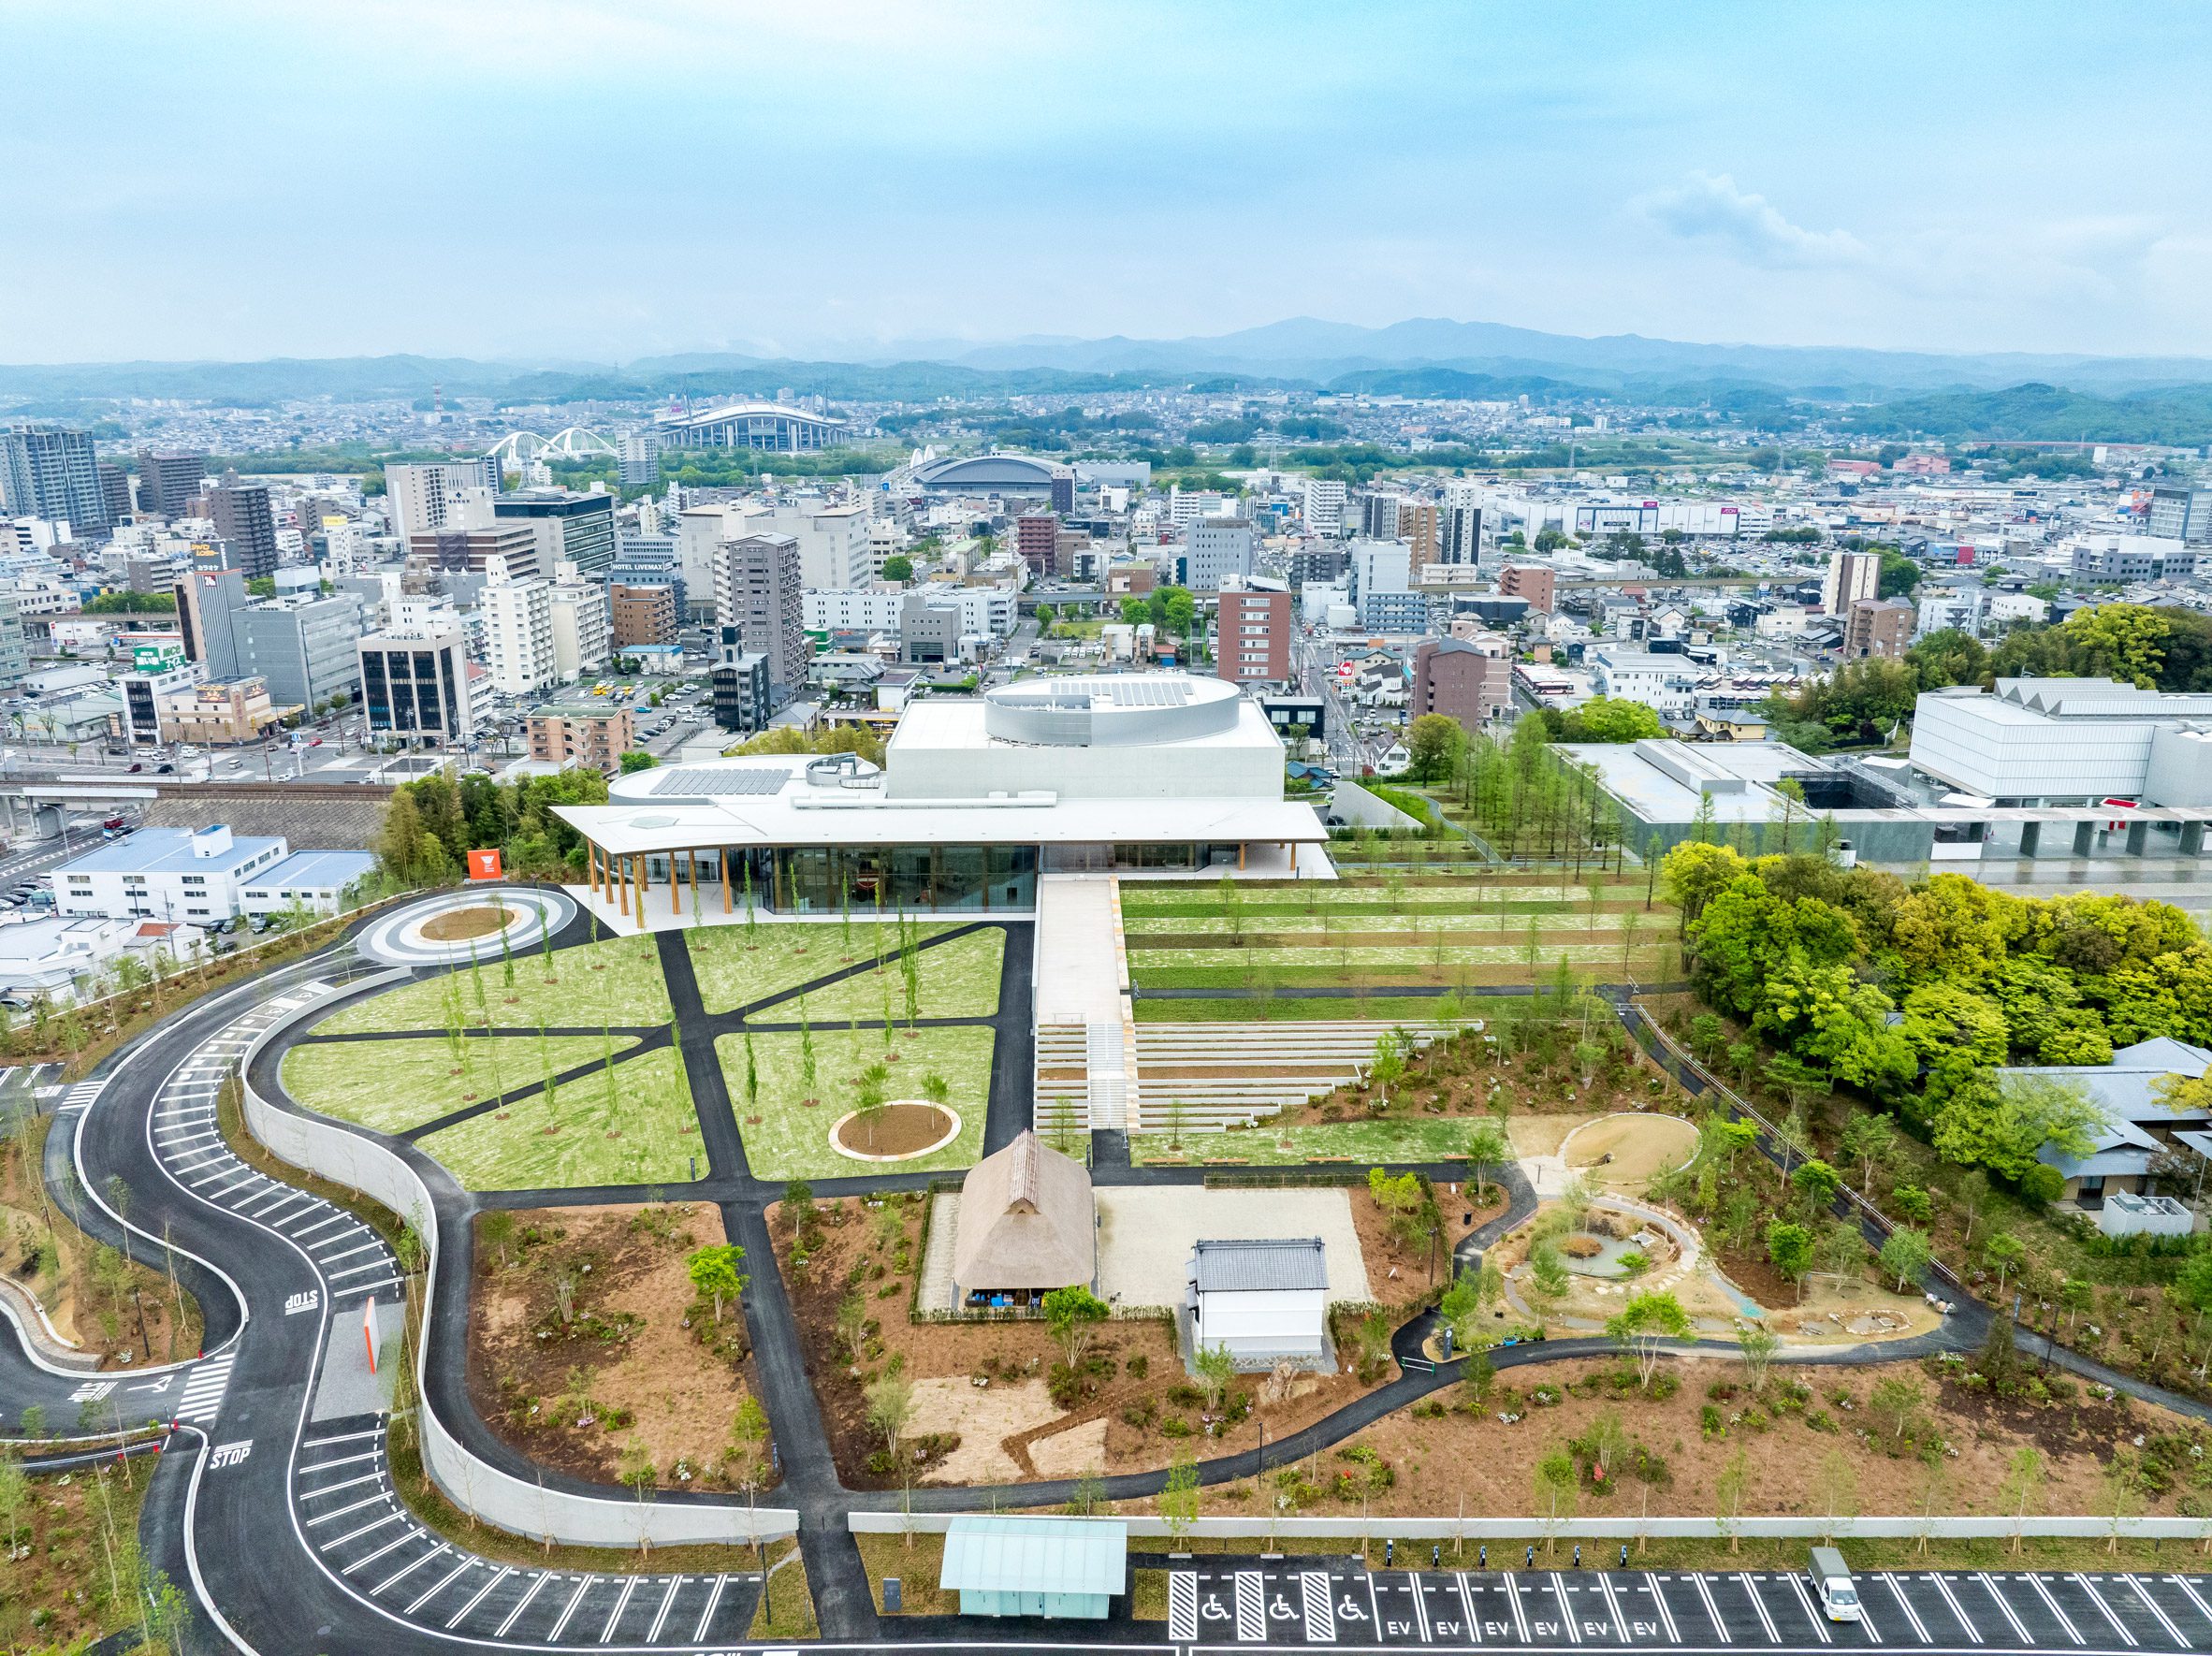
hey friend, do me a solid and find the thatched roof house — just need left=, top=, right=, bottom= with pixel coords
left=951, top=1131, right=1096, bottom=1306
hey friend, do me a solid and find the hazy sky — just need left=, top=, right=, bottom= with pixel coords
left=5, top=0, right=2210, bottom=364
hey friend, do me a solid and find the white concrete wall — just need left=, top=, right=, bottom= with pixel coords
left=240, top=988, right=796, bottom=1547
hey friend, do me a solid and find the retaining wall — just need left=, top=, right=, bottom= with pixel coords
left=852, top=1511, right=2212, bottom=1542
left=239, top=981, right=798, bottom=1547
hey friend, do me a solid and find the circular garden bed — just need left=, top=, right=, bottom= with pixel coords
left=829, top=1102, right=960, bottom=1162
left=419, top=905, right=517, bottom=942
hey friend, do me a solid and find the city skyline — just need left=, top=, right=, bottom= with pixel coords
left=4, top=0, right=2210, bottom=364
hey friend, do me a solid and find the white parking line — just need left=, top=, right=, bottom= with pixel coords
left=498, top=1572, right=553, bottom=1638
left=690, top=1575, right=726, bottom=1645
left=1739, top=1574, right=1780, bottom=1643
left=1455, top=1572, right=1480, bottom=1645
left=1691, top=1571, right=1730, bottom=1644
left=317, top=1241, right=384, bottom=1263
left=306, top=1493, right=386, bottom=1527
left=1976, top=1573, right=2030, bottom=1644
left=1927, top=1572, right=1984, bottom=1645
left=446, top=1565, right=511, bottom=1630
left=2125, top=1576, right=2188, bottom=1647
left=341, top=1526, right=417, bottom=1570
left=405, top=1557, right=474, bottom=1617
left=2075, top=1573, right=2138, bottom=1647
left=1551, top=1574, right=1580, bottom=1645
left=597, top=1574, right=638, bottom=1644
left=1409, top=1574, right=1431, bottom=1642
left=1883, top=1574, right=1930, bottom=1643
left=319, top=1510, right=402, bottom=1551
left=294, top=1213, right=350, bottom=1239
left=299, top=1473, right=382, bottom=1501
left=1508, top=1574, right=1530, bottom=1644
left=644, top=1575, right=684, bottom=1643
left=2167, top=1576, right=2212, bottom=1628
left=297, top=1450, right=380, bottom=1475
left=1646, top=1574, right=1679, bottom=1644
left=2026, top=1573, right=2085, bottom=1645
left=373, top=1541, right=449, bottom=1595
left=301, top=1427, right=383, bottom=1450
left=1237, top=1570, right=1265, bottom=1642
left=1593, top=1574, right=1629, bottom=1643
left=1782, top=1572, right=1830, bottom=1644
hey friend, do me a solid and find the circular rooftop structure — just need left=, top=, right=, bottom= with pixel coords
left=982, top=675, right=1243, bottom=748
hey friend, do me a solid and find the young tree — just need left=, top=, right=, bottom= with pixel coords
left=855, top=1061, right=889, bottom=1150
left=1789, top=1158, right=1843, bottom=1216
left=2001, top=1445, right=2045, bottom=1553
left=1878, top=1227, right=1933, bottom=1293
left=1042, top=1284, right=1109, bottom=1369
left=1159, top=1451, right=1201, bottom=1545
left=1766, top=1219, right=1814, bottom=1302
left=1870, top=1373, right=1924, bottom=1445
left=686, top=1243, right=749, bottom=1323
left=1813, top=1448, right=1858, bottom=1543
left=1737, top=1324, right=1778, bottom=1390
left=1194, top=1343, right=1236, bottom=1415
left=1606, top=1290, right=1693, bottom=1391
left=1533, top=1444, right=1579, bottom=1555
left=481, top=1209, right=517, bottom=1271
left=1464, top=1120, right=1510, bottom=1206
left=1715, top=1445, right=1752, bottom=1553
left=1368, top=1030, right=1406, bottom=1106
left=837, top=1292, right=869, bottom=1366
left=866, top=1373, right=913, bottom=1460
left=797, top=997, right=818, bottom=1106
left=1838, top=1113, right=1897, bottom=1194
left=1983, top=1231, right=2027, bottom=1296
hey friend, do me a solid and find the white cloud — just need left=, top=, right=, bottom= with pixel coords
left=1638, top=171, right=1867, bottom=269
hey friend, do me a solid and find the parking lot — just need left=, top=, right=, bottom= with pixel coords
left=1167, top=1559, right=2212, bottom=1649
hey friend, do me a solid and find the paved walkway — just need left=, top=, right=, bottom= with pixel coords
left=1034, top=873, right=1126, bottom=1024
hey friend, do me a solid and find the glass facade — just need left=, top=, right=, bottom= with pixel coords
left=771, top=844, right=1037, bottom=913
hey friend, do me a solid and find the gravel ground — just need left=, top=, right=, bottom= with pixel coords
left=1093, top=1186, right=1373, bottom=1312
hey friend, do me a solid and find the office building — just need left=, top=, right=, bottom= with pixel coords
left=548, top=572, right=611, bottom=681
left=1843, top=597, right=1914, bottom=661
left=238, top=850, right=379, bottom=917
left=0, top=425, right=108, bottom=532
left=806, top=585, right=1014, bottom=638
left=208, top=483, right=279, bottom=579
left=712, top=646, right=771, bottom=735
left=528, top=697, right=636, bottom=776
left=1186, top=517, right=1255, bottom=591
left=2148, top=487, right=2212, bottom=545
left=115, top=661, right=201, bottom=746
left=383, top=458, right=498, bottom=539
left=494, top=489, right=617, bottom=577
left=137, top=450, right=208, bottom=519
left=1820, top=549, right=1881, bottom=616
left=1302, top=478, right=1346, bottom=537
left=2072, top=535, right=2195, bottom=584
left=899, top=592, right=967, bottom=664
left=407, top=521, right=541, bottom=583
left=611, top=532, right=687, bottom=618
left=176, top=570, right=361, bottom=710
left=1590, top=647, right=1701, bottom=716
left=358, top=614, right=477, bottom=743
left=610, top=582, right=679, bottom=649
left=482, top=579, right=560, bottom=696
left=1288, top=545, right=1348, bottom=588
left=52, top=824, right=290, bottom=924
left=713, top=533, right=806, bottom=702
left=1412, top=635, right=1511, bottom=729
left=1015, top=512, right=1059, bottom=576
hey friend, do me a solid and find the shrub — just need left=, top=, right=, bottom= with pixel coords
left=1700, top=1404, right=1726, bottom=1440
left=1127, top=1354, right=1149, bottom=1379
left=1160, top=1416, right=1193, bottom=1438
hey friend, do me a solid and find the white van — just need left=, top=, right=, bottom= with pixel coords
left=1809, top=1546, right=1860, bottom=1622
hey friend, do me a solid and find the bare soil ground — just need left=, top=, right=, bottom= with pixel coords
left=1276, top=1030, right=1680, bottom=1133
left=834, top=1103, right=953, bottom=1158
left=1563, top=1113, right=1699, bottom=1187
left=768, top=1193, right=1395, bottom=1487
left=466, top=1203, right=774, bottom=1492
left=0, top=1462, right=148, bottom=1649
left=1237, top=1353, right=2197, bottom=1523
left=421, top=905, right=517, bottom=942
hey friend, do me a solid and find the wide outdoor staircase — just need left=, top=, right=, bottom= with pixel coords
left=1133, top=1020, right=1457, bottom=1133
left=1034, top=1019, right=1131, bottom=1139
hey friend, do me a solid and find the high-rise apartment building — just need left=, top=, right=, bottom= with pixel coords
left=96, top=462, right=133, bottom=526
left=1439, top=483, right=1484, bottom=565
left=618, top=431, right=663, bottom=490
left=1821, top=549, right=1881, bottom=616
left=0, top=591, right=28, bottom=690
left=1302, top=478, right=1346, bottom=537
left=383, top=458, right=499, bottom=539
left=547, top=572, right=611, bottom=681
left=1843, top=596, right=1914, bottom=661
left=1215, top=578, right=1291, bottom=686
left=481, top=579, right=560, bottom=697
left=713, top=533, right=807, bottom=703
left=137, top=450, right=209, bottom=518
left=176, top=569, right=363, bottom=711
left=1187, top=517, right=1255, bottom=591
left=208, top=483, right=279, bottom=578
left=2148, top=487, right=2212, bottom=545
left=1014, top=512, right=1059, bottom=576
left=0, top=425, right=108, bottom=532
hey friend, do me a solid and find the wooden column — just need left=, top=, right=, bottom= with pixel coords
left=1238, top=843, right=1246, bottom=871
left=688, top=850, right=700, bottom=916
left=1290, top=841, right=1299, bottom=874
left=721, top=850, right=733, bottom=914
left=618, top=847, right=631, bottom=917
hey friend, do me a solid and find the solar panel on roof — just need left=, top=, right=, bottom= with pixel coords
left=649, top=767, right=789, bottom=797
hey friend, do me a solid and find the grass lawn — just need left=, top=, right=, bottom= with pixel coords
left=315, top=933, right=671, bottom=1033
left=793, top=927, right=1004, bottom=1024
left=714, top=1024, right=995, bottom=1181
left=412, top=1045, right=700, bottom=1189
left=686, top=921, right=958, bottom=1015
left=1129, top=1116, right=1484, bottom=1166
left=281, top=1035, right=637, bottom=1135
